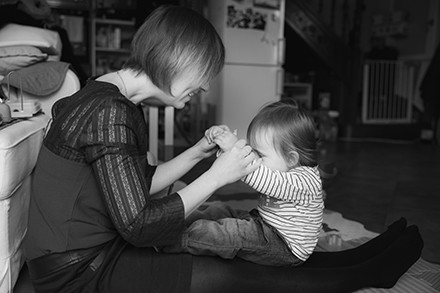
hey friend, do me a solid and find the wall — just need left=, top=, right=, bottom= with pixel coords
left=302, top=0, right=439, bottom=60
left=361, top=0, right=439, bottom=60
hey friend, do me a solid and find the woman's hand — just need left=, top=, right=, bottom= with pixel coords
left=191, top=135, right=218, bottom=161
left=207, top=139, right=261, bottom=186
left=177, top=138, right=261, bottom=217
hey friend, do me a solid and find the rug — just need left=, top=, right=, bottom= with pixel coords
left=318, top=210, right=440, bottom=293
left=207, top=196, right=440, bottom=293
left=175, top=180, right=440, bottom=292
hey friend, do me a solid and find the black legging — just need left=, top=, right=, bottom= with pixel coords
left=190, top=219, right=423, bottom=293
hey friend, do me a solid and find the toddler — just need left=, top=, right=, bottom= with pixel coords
left=166, top=100, right=324, bottom=266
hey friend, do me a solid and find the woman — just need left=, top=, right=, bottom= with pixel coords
left=25, top=5, right=423, bottom=293
left=25, top=4, right=258, bottom=292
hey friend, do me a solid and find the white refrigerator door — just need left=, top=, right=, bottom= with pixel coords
left=207, top=0, right=285, bottom=66
left=215, top=64, right=283, bottom=138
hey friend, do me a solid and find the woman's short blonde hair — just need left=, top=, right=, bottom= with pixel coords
left=124, top=5, right=225, bottom=95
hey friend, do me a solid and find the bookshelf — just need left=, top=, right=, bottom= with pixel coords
left=90, top=17, right=135, bottom=75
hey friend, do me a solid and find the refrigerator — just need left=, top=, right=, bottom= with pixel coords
left=205, top=0, right=285, bottom=138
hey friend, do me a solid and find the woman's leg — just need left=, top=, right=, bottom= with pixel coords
left=304, top=217, right=407, bottom=267
left=98, top=244, right=192, bottom=293
left=190, top=225, right=423, bottom=293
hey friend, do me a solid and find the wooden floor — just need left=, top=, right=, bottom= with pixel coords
left=320, top=139, right=440, bottom=264
left=13, top=139, right=440, bottom=292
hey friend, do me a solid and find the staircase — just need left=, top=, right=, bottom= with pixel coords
left=285, top=0, right=365, bottom=136
left=284, top=0, right=420, bottom=140
left=284, top=0, right=355, bottom=83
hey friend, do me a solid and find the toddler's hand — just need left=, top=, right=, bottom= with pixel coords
left=205, top=125, right=239, bottom=152
left=205, top=125, right=230, bottom=144
left=214, top=130, right=239, bottom=152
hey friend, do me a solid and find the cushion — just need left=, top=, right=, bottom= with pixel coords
left=0, top=176, right=31, bottom=293
left=0, top=61, right=70, bottom=96
left=0, top=114, right=49, bottom=200
left=0, top=45, right=48, bottom=75
left=0, top=23, right=62, bottom=55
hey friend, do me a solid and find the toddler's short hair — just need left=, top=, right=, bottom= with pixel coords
left=247, top=100, right=318, bottom=167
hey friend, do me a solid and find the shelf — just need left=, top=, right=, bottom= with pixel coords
left=47, top=0, right=90, bottom=10
left=96, top=47, right=130, bottom=53
left=284, top=82, right=312, bottom=87
left=91, top=12, right=136, bottom=75
left=283, top=82, right=313, bottom=110
left=94, top=18, right=135, bottom=26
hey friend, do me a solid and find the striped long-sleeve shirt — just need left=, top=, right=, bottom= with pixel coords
left=242, top=165, right=324, bottom=261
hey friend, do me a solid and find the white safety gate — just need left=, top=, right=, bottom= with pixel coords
left=362, top=60, right=415, bottom=124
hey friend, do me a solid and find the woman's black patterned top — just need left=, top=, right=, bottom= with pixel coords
left=43, top=80, right=185, bottom=246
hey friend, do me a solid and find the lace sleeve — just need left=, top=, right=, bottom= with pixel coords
left=84, top=99, right=185, bottom=247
